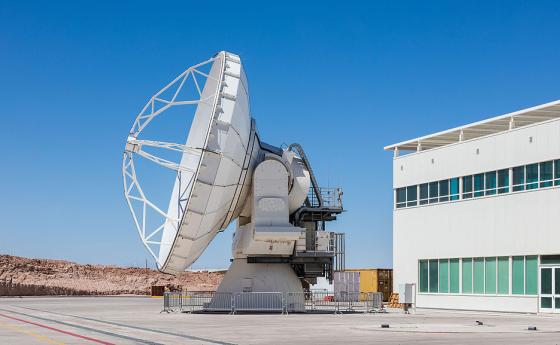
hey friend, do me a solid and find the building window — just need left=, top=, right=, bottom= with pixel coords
left=485, top=171, right=497, bottom=195
left=541, top=296, right=553, bottom=309
left=524, top=164, right=538, bottom=190
left=406, top=186, right=417, bottom=207
left=513, top=166, right=525, bottom=192
left=555, top=160, right=560, bottom=186
left=540, top=265, right=560, bottom=308
left=497, top=256, right=509, bottom=294
left=526, top=163, right=538, bottom=190
left=419, top=260, right=428, bottom=292
left=439, top=259, right=449, bottom=293
left=396, top=158, right=560, bottom=210
left=542, top=268, right=552, bottom=294
left=462, top=258, right=473, bottom=293
left=540, top=161, right=553, bottom=188
left=429, top=259, right=438, bottom=292
left=463, top=176, right=473, bottom=199
left=450, top=178, right=459, bottom=200
left=439, top=180, right=449, bottom=202
left=429, top=182, right=438, bottom=204
left=525, top=256, right=538, bottom=295
left=497, top=169, right=509, bottom=194
left=419, top=255, right=537, bottom=296
left=396, top=188, right=406, bottom=208
left=485, top=257, right=497, bottom=294
left=512, top=256, right=525, bottom=294
left=473, top=257, right=485, bottom=294
left=474, top=174, right=484, bottom=197
left=419, top=183, right=429, bottom=205
left=449, top=258, right=460, bottom=293
left=541, top=255, right=560, bottom=265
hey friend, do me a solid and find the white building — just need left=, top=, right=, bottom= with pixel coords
left=385, top=100, right=560, bottom=313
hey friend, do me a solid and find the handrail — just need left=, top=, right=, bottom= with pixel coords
left=288, top=143, right=323, bottom=208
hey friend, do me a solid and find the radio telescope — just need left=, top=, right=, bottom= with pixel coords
left=123, top=51, right=344, bottom=303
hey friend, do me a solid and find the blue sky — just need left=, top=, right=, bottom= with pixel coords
left=1, top=1, right=559, bottom=269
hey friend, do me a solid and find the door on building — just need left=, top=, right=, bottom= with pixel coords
left=539, top=266, right=560, bottom=313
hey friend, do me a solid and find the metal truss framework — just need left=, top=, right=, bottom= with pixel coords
left=122, top=56, right=220, bottom=263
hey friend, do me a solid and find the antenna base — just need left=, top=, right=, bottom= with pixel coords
left=214, top=258, right=304, bottom=312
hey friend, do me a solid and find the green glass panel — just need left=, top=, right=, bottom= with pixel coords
left=555, top=160, right=560, bottom=185
left=419, top=260, right=428, bottom=292
left=541, top=268, right=552, bottom=294
left=429, top=260, right=438, bottom=292
left=407, top=186, right=417, bottom=207
left=526, top=164, right=538, bottom=190
left=556, top=268, right=560, bottom=295
left=540, top=161, right=553, bottom=187
left=429, top=182, right=438, bottom=204
left=474, top=174, right=484, bottom=197
left=485, top=257, right=497, bottom=294
left=396, top=187, right=406, bottom=208
left=449, top=259, right=460, bottom=293
left=513, top=166, right=525, bottom=191
left=419, top=183, right=429, bottom=205
left=449, top=178, right=459, bottom=200
left=463, top=176, right=473, bottom=198
left=439, top=259, right=449, bottom=293
left=485, top=171, right=497, bottom=195
left=541, top=255, right=560, bottom=265
left=497, top=169, right=509, bottom=193
left=439, top=180, right=449, bottom=202
left=473, top=258, right=485, bottom=294
left=555, top=297, right=560, bottom=309
left=525, top=256, right=538, bottom=295
left=541, top=297, right=552, bottom=308
left=512, top=256, right=525, bottom=294
left=462, top=258, right=473, bottom=293
left=497, top=257, right=509, bottom=294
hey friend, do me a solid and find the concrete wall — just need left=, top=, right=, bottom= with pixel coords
left=418, top=294, right=537, bottom=313
left=392, top=119, right=560, bottom=313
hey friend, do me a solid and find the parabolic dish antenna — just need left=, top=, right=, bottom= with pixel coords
left=123, top=51, right=344, bottom=302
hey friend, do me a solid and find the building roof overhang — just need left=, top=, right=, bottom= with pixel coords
left=384, top=100, right=560, bottom=155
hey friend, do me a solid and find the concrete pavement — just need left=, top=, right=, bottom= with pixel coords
left=1, top=296, right=559, bottom=344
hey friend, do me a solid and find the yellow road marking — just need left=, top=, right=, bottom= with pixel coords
left=0, top=320, right=66, bottom=345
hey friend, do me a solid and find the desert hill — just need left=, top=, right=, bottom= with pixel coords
left=0, top=254, right=223, bottom=296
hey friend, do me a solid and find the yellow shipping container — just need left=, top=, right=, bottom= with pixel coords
left=345, top=268, right=393, bottom=301
left=346, top=269, right=377, bottom=293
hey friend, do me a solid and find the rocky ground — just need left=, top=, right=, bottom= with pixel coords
left=0, top=254, right=223, bottom=296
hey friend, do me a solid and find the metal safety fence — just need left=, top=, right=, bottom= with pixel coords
left=234, top=292, right=284, bottom=313
left=161, top=291, right=183, bottom=313
left=162, top=291, right=385, bottom=314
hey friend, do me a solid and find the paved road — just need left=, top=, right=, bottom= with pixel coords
left=1, top=296, right=560, bottom=344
